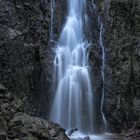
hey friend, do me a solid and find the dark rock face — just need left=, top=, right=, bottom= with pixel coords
left=86, top=0, right=140, bottom=134
left=0, top=0, right=54, bottom=117
left=104, top=0, right=140, bottom=132
left=0, top=84, right=69, bottom=140
left=0, top=0, right=67, bottom=118
left=90, top=0, right=140, bottom=133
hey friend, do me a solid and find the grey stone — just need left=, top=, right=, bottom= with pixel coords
left=0, top=130, right=7, bottom=140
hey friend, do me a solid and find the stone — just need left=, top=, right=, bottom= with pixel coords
left=0, top=85, right=69, bottom=140
left=7, top=28, right=21, bottom=39
left=67, top=128, right=78, bottom=136
left=84, top=136, right=90, bottom=140
left=0, top=84, right=7, bottom=91
left=0, top=117, right=7, bottom=132
left=8, top=113, right=69, bottom=140
left=49, top=128, right=57, bottom=137
left=0, top=130, right=7, bottom=140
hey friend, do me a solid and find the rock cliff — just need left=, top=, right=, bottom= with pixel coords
left=101, top=0, right=140, bottom=132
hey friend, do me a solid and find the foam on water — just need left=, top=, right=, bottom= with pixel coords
left=69, top=131, right=118, bottom=140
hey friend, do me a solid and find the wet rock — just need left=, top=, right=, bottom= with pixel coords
left=67, top=128, right=78, bottom=136
left=8, top=113, right=68, bottom=140
left=122, top=129, right=140, bottom=138
left=0, top=84, right=69, bottom=140
left=89, top=0, right=140, bottom=133
left=84, top=136, right=90, bottom=140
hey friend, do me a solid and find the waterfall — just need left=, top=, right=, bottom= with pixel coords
left=50, top=0, right=94, bottom=134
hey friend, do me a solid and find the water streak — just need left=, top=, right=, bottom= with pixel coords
left=92, top=0, right=107, bottom=131
left=99, top=21, right=107, bottom=130
left=50, top=0, right=55, bottom=41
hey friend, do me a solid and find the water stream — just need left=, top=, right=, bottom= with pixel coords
left=99, top=21, right=107, bottom=130
left=92, top=0, right=107, bottom=130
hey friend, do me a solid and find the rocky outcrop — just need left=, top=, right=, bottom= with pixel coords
left=0, top=84, right=69, bottom=140
left=8, top=113, right=68, bottom=140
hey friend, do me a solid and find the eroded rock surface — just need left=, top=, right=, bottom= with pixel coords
left=87, top=0, right=140, bottom=134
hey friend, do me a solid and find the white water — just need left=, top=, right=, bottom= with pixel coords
left=70, top=131, right=119, bottom=140
left=50, top=0, right=94, bottom=134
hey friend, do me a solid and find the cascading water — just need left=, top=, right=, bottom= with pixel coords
left=50, top=0, right=94, bottom=134
left=49, top=0, right=125, bottom=139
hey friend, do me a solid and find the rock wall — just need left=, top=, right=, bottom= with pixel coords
left=0, top=0, right=66, bottom=117
left=93, top=0, right=140, bottom=132
left=86, top=0, right=140, bottom=134
left=0, top=0, right=52, bottom=116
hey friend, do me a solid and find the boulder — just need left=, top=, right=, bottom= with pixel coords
left=67, top=128, right=78, bottom=136
left=0, top=84, right=69, bottom=140
left=8, top=113, right=69, bottom=140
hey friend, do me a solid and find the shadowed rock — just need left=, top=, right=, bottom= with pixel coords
left=67, top=128, right=78, bottom=136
